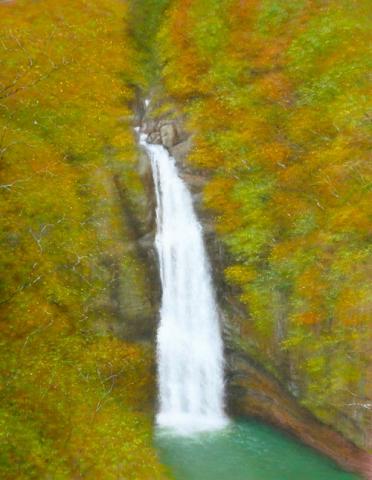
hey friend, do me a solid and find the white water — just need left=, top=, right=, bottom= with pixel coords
left=139, top=132, right=227, bottom=435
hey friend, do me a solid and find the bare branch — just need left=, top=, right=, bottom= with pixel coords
left=95, top=363, right=124, bottom=413
left=29, top=223, right=55, bottom=253
left=345, top=402, right=372, bottom=410
left=0, top=273, right=42, bottom=306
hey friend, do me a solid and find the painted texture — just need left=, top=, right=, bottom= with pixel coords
left=151, top=0, right=371, bottom=450
left=0, top=1, right=167, bottom=478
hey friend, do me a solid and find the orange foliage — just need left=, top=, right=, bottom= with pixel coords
left=227, top=0, right=261, bottom=61
left=258, top=72, right=293, bottom=103
left=260, top=142, right=291, bottom=170
left=294, top=311, right=321, bottom=326
left=204, top=177, right=243, bottom=233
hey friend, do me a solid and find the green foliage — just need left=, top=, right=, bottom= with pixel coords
left=0, top=334, right=165, bottom=480
left=128, top=0, right=170, bottom=84
left=257, top=0, right=306, bottom=34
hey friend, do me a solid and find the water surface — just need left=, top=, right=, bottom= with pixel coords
left=156, top=419, right=361, bottom=480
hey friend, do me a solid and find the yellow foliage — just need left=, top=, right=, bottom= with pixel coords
left=0, top=1, right=167, bottom=478
left=225, top=265, right=257, bottom=285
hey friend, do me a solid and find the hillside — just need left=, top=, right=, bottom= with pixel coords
left=0, top=0, right=370, bottom=479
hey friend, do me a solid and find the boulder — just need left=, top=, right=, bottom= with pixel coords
left=141, top=119, right=157, bottom=134
left=160, top=123, right=178, bottom=148
left=146, top=131, right=162, bottom=144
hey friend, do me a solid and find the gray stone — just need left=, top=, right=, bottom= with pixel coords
left=146, top=131, right=162, bottom=144
left=169, top=137, right=193, bottom=166
left=141, top=119, right=158, bottom=134
left=160, top=123, right=178, bottom=148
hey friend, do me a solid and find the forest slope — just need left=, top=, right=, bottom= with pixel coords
left=0, top=1, right=167, bottom=478
left=136, top=0, right=372, bottom=450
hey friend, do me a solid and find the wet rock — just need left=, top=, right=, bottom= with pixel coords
left=147, top=131, right=162, bottom=144
left=141, top=119, right=157, bottom=134
left=226, top=350, right=372, bottom=478
left=169, top=137, right=193, bottom=166
left=178, top=172, right=206, bottom=191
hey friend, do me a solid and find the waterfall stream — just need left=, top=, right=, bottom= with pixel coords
left=139, top=132, right=227, bottom=435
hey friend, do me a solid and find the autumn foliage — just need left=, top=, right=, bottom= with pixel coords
left=0, top=1, right=166, bottom=478
left=1, top=0, right=371, bottom=474
left=155, top=0, right=371, bottom=448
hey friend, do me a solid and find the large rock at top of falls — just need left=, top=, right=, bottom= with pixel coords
left=160, top=123, right=178, bottom=148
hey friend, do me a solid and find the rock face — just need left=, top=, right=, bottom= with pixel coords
left=108, top=172, right=160, bottom=341
left=159, top=123, right=177, bottom=148
left=147, top=131, right=162, bottom=144
left=135, top=98, right=372, bottom=479
left=99, top=92, right=161, bottom=342
left=227, top=351, right=372, bottom=477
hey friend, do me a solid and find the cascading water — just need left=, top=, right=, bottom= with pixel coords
left=139, top=131, right=228, bottom=435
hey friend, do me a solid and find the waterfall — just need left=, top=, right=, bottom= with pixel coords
left=139, top=132, right=228, bottom=435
